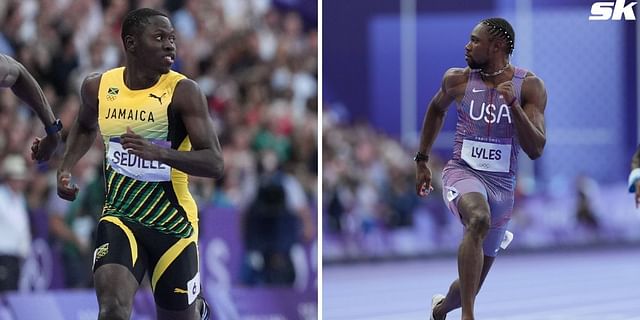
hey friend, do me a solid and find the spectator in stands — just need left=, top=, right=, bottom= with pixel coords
left=241, top=149, right=314, bottom=286
left=0, top=155, right=31, bottom=291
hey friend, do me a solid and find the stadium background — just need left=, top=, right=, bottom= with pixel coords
left=323, top=0, right=640, bottom=319
left=0, top=0, right=317, bottom=319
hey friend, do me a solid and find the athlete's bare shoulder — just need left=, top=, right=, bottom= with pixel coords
left=523, top=70, right=544, bottom=83
left=172, top=78, right=202, bottom=105
left=81, top=72, right=103, bottom=98
left=80, top=72, right=103, bottom=113
left=174, top=77, right=200, bottom=95
left=522, top=71, right=546, bottom=95
left=521, top=70, right=547, bottom=110
left=442, top=67, right=470, bottom=98
left=171, top=77, right=207, bottom=116
left=443, top=67, right=468, bottom=83
left=83, top=72, right=102, bottom=84
left=75, top=72, right=103, bottom=128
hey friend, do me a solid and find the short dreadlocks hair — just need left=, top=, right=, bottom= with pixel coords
left=121, top=8, right=168, bottom=44
left=481, top=17, right=515, bottom=55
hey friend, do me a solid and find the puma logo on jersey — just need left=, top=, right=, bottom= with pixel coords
left=173, top=282, right=197, bottom=295
left=149, top=92, right=167, bottom=105
left=92, top=243, right=109, bottom=269
left=95, top=243, right=109, bottom=260
left=469, top=100, right=512, bottom=124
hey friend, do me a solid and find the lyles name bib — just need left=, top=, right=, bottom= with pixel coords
left=461, top=138, right=512, bottom=173
left=107, top=138, right=171, bottom=181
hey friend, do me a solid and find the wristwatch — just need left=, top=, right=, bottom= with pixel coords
left=45, top=119, right=63, bottom=135
left=413, top=151, right=429, bottom=162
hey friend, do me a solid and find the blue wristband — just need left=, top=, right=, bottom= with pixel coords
left=45, top=119, right=63, bottom=135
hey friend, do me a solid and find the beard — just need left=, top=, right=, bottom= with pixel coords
left=466, top=57, right=484, bottom=70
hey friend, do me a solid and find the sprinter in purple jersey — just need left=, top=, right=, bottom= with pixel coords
left=415, top=18, right=547, bottom=320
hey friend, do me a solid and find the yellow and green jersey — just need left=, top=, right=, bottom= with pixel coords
left=97, top=67, right=197, bottom=238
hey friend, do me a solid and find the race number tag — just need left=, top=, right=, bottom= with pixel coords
left=461, top=139, right=511, bottom=173
left=107, top=138, right=171, bottom=181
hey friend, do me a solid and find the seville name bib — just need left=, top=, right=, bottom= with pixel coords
left=107, top=138, right=171, bottom=181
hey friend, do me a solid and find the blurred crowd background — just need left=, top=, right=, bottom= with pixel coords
left=323, top=0, right=640, bottom=262
left=0, top=0, right=317, bottom=293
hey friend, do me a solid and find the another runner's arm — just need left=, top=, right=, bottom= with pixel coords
left=0, top=54, right=57, bottom=128
left=59, top=74, right=100, bottom=173
left=417, top=69, right=459, bottom=156
left=157, top=78, right=224, bottom=178
left=632, top=146, right=640, bottom=170
left=628, top=145, right=640, bottom=194
left=510, top=75, right=547, bottom=159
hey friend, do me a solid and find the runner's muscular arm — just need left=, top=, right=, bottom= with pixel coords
left=57, top=73, right=101, bottom=200
left=415, top=68, right=461, bottom=196
left=508, top=75, right=547, bottom=159
left=417, top=68, right=461, bottom=156
left=1, top=54, right=62, bottom=161
left=0, top=54, right=57, bottom=128
left=123, top=78, right=224, bottom=178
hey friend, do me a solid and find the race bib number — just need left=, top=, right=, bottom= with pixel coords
left=107, top=138, right=171, bottom=181
left=461, top=139, right=511, bottom=173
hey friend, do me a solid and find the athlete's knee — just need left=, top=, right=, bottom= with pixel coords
left=465, top=212, right=490, bottom=238
left=97, top=295, right=132, bottom=320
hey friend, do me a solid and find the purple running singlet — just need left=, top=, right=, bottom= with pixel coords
left=442, top=67, right=527, bottom=256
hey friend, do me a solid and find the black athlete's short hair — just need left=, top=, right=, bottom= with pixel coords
left=481, top=17, right=515, bottom=55
left=121, top=8, right=168, bottom=44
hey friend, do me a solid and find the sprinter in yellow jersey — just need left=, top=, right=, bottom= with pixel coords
left=54, top=8, right=223, bottom=320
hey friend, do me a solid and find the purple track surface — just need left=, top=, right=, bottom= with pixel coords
left=323, top=248, right=640, bottom=320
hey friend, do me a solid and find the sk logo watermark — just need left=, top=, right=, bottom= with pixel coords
left=589, top=0, right=637, bottom=20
